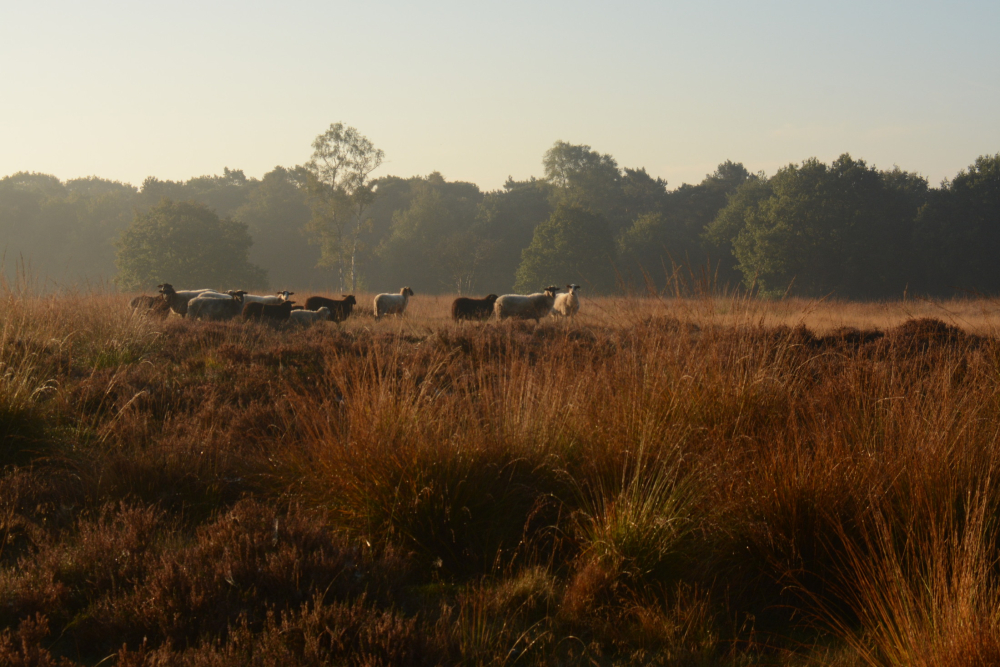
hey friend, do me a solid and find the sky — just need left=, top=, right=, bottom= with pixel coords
left=1, top=0, right=998, bottom=191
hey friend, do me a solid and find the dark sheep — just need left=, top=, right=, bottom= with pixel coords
left=304, top=295, right=357, bottom=322
left=451, top=294, right=499, bottom=321
left=242, top=300, right=294, bottom=321
left=130, top=295, right=171, bottom=319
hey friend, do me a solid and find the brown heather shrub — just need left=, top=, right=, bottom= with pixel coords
left=115, top=596, right=439, bottom=667
left=0, top=503, right=164, bottom=634
left=8, top=287, right=1000, bottom=664
left=0, top=614, right=77, bottom=667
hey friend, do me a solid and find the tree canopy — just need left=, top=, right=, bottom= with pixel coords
left=115, top=199, right=267, bottom=292
left=514, top=203, right=617, bottom=293
left=2, top=136, right=999, bottom=299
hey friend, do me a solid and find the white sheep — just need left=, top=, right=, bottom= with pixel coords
left=494, top=286, right=561, bottom=322
left=289, top=306, right=331, bottom=325
left=187, top=292, right=247, bottom=320
left=157, top=284, right=230, bottom=317
left=240, top=290, right=294, bottom=305
left=552, top=284, right=581, bottom=317
left=374, top=287, right=414, bottom=320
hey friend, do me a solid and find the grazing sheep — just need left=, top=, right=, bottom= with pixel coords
left=494, top=286, right=561, bottom=322
left=188, top=291, right=247, bottom=321
left=451, top=294, right=499, bottom=321
left=130, top=295, right=170, bottom=319
left=241, top=300, right=294, bottom=321
left=289, top=306, right=331, bottom=325
left=304, top=295, right=357, bottom=322
left=157, top=284, right=229, bottom=317
left=374, top=287, right=414, bottom=320
left=240, top=290, right=294, bottom=305
left=552, top=284, right=582, bottom=318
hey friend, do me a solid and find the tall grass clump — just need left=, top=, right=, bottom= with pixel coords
left=575, top=443, right=698, bottom=586
left=816, top=488, right=1000, bottom=667
left=0, top=298, right=59, bottom=459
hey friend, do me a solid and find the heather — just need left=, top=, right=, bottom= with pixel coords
left=4, top=290, right=1000, bottom=665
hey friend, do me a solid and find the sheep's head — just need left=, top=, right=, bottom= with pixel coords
left=277, top=291, right=294, bottom=301
left=157, top=283, right=175, bottom=295
left=317, top=306, right=331, bottom=320
left=402, top=287, right=414, bottom=297
left=485, top=294, right=499, bottom=303
left=342, top=295, right=357, bottom=305
left=228, top=290, right=248, bottom=302
left=567, top=284, right=581, bottom=292
left=544, top=286, right=561, bottom=297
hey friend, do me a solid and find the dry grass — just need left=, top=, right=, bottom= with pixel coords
left=4, top=288, right=1000, bottom=665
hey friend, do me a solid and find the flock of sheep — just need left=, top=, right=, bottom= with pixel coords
left=131, top=283, right=582, bottom=324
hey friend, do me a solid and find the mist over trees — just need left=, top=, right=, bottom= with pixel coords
left=0, top=129, right=997, bottom=299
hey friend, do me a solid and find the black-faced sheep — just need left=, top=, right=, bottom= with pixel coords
left=494, top=286, right=561, bottom=322
left=552, top=284, right=581, bottom=317
left=451, top=294, right=499, bottom=321
left=374, top=287, right=414, bottom=320
left=241, top=290, right=294, bottom=305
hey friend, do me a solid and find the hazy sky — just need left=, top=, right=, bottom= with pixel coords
left=2, top=0, right=997, bottom=191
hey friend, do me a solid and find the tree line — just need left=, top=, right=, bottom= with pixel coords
left=1, top=123, right=997, bottom=298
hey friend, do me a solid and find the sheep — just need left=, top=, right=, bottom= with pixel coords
left=304, top=295, right=356, bottom=322
left=551, top=284, right=582, bottom=318
left=240, top=290, right=294, bottom=305
left=157, top=284, right=229, bottom=316
left=494, top=286, right=561, bottom=322
left=451, top=294, right=499, bottom=321
left=289, top=306, right=331, bottom=325
left=374, top=287, right=414, bottom=320
left=241, top=300, right=294, bottom=321
left=188, top=291, right=247, bottom=321
left=130, top=295, right=171, bottom=319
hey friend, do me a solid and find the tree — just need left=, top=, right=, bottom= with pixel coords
left=722, top=155, right=921, bottom=298
left=914, top=153, right=1000, bottom=295
left=303, top=123, right=384, bottom=292
left=471, top=177, right=553, bottom=294
left=543, top=141, right=626, bottom=230
left=115, top=199, right=267, bottom=291
left=514, top=203, right=617, bottom=293
left=233, top=166, right=323, bottom=289
left=374, top=173, right=484, bottom=293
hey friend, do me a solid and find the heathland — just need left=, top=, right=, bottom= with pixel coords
left=4, top=291, right=1000, bottom=665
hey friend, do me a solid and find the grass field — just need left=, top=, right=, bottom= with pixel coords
left=4, top=288, right=1000, bottom=665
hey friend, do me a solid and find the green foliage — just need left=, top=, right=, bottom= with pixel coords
left=232, top=166, right=322, bottom=289
left=0, top=173, right=136, bottom=285
left=915, top=153, right=1000, bottom=295
left=114, top=199, right=268, bottom=291
left=514, top=203, right=617, bottom=292
left=715, top=155, right=927, bottom=298
left=544, top=140, right=627, bottom=230
left=375, top=173, right=484, bottom=293
left=303, top=122, right=384, bottom=291
left=471, top=177, right=553, bottom=294
left=579, top=451, right=697, bottom=584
